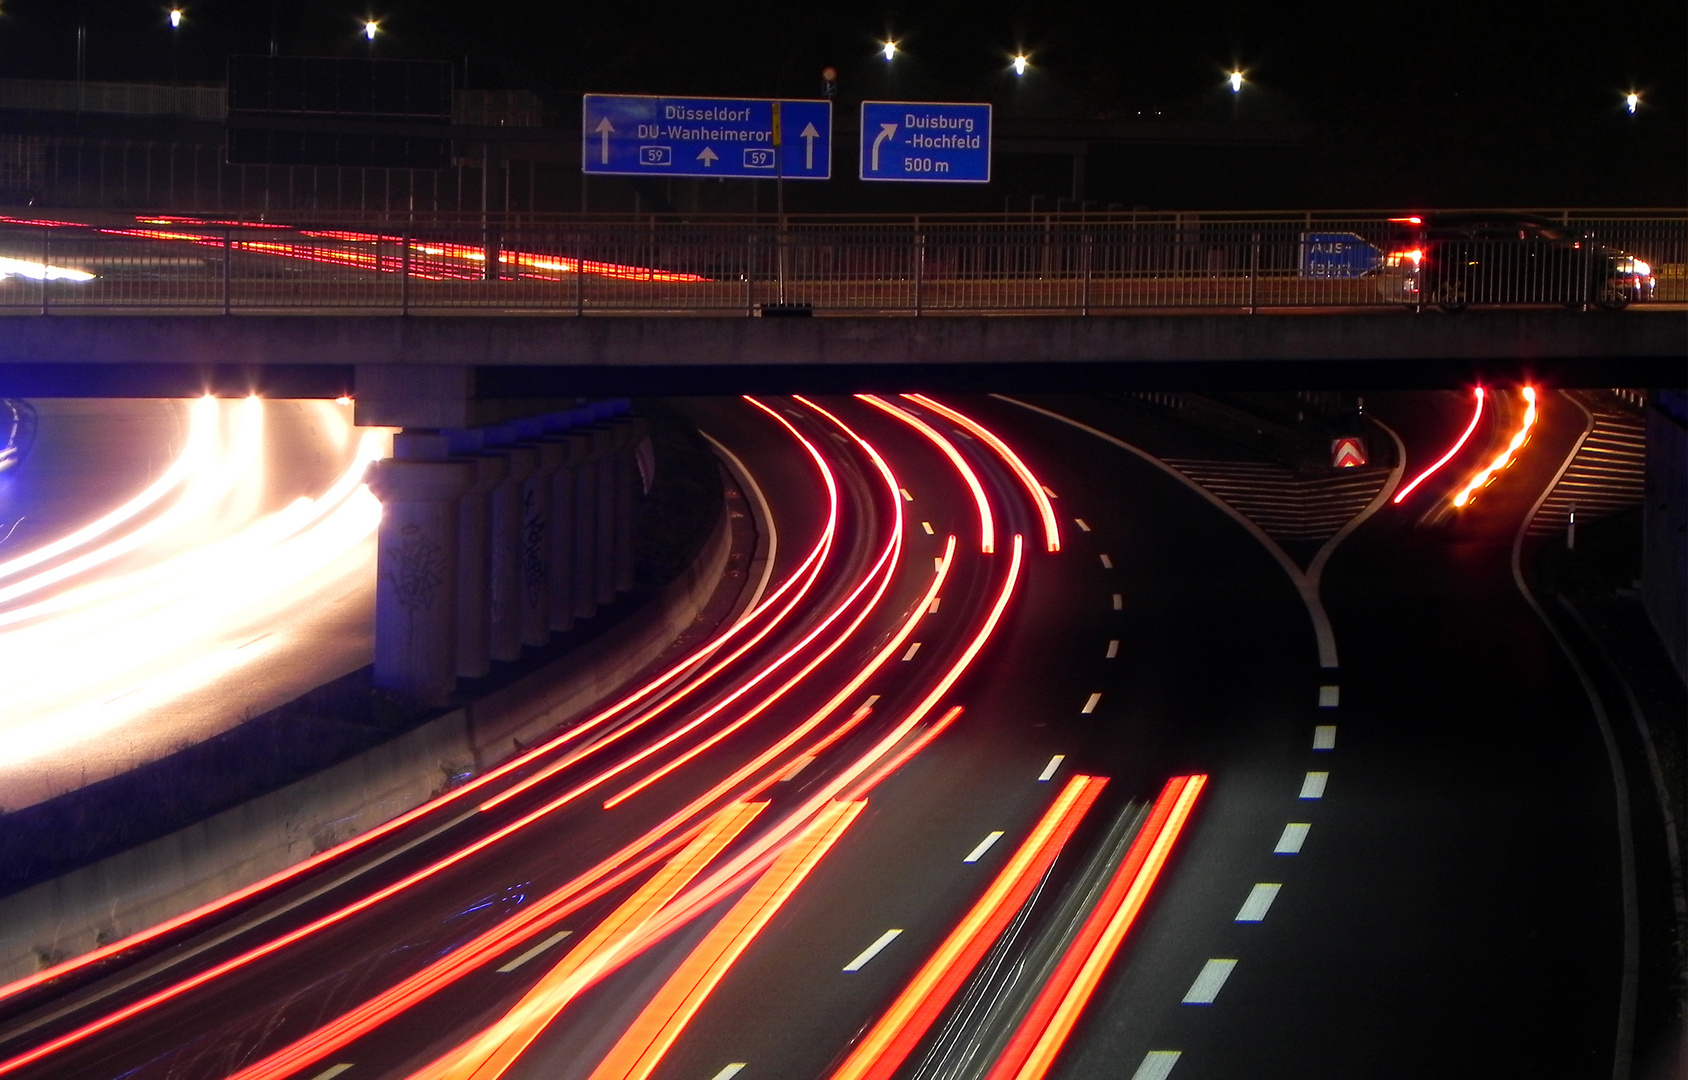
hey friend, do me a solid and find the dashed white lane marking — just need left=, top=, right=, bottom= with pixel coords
left=1274, top=823, right=1311, bottom=854
left=1112, top=593, right=1124, bottom=611
left=708, top=1065, right=748, bottom=1080
left=1299, top=771, right=1329, bottom=800
left=902, top=642, right=922, bottom=661
left=1105, top=639, right=1120, bottom=658
left=928, top=597, right=941, bottom=613
left=1312, top=725, right=1337, bottom=750
left=1181, top=958, right=1238, bottom=1004
left=1129, top=1051, right=1182, bottom=1080
left=1075, top=518, right=1092, bottom=532
left=1318, top=685, right=1340, bottom=707
left=309, top=1066, right=354, bottom=1080
left=1082, top=692, right=1102, bottom=714
left=1041, top=485, right=1059, bottom=499
left=934, top=557, right=944, bottom=572
left=1038, top=755, right=1066, bottom=781
left=780, top=756, right=815, bottom=782
left=963, top=831, right=1005, bottom=863
left=862, top=694, right=881, bottom=709
left=1234, top=883, right=1282, bottom=922
left=496, top=930, right=573, bottom=973
left=1099, top=553, right=1114, bottom=569
left=843, top=929, right=903, bottom=972
left=921, top=521, right=935, bottom=535
left=900, top=488, right=914, bottom=502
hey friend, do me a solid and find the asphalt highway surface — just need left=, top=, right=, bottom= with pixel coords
left=0, top=388, right=1644, bottom=1080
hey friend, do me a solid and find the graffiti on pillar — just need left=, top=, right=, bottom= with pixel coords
left=522, top=485, right=547, bottom=610
left=383, top=523, right=446, bottom=613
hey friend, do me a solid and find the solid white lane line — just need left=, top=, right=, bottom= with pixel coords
left=1112, top=593, right=1123, bottom=610
left=1100, top=553, right=1114, bottom=569
left=1181, top=958, right=1238, bottom=1004
left=1038, top=754, right=1066, bottom=781
left=902, top=642, right=922, bottom=661
left=309, top=1067, right=354, bottom=1080
left=497, top=930, right=573, bottom=973
left=900, top=488, right=914, bottom=502
left=1082, top=692, right=1102, bottom=714
left=780, top=756, right=815, bottom=782
left=1312, top=724, right=1337, bottom=750
left=928, top=597, right=941, bottom=613
left=1234, top=883, right=1282, bottom=922
left=963, top=831, right=1006, bottom=863
left=922, top=521, right=935, bottom=535
left=1105, top=639, right=1120, bottom=658
left=1299, top=771, right=1329, bottom=800
left=843, top=929, right=903, bottom=972
left=1318, top=684, right=1340, bottom=707
left=1274, top=823, right=1311, bottom=854
left=708, top=1065, right=748, bottom=1080
left=1129, top=1051, right=1182, bottom=1080
left=1075, top=518, right=1092, bottom=532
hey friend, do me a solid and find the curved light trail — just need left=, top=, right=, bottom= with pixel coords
left=855, top=394, right=996, bottom=554
left=1394, top=386, right=1486, bottom=504
left=903, top=394, right=1062, bottom=552
left=1453, top=387, right=1538, bottom=508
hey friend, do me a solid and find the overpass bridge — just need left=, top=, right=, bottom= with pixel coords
left=0, top=208, right=1681, bottom=424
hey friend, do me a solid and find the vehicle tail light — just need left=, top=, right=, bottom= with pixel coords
left=1385, top=248, right=1423, bottom=268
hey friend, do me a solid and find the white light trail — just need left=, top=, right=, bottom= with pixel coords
left=0, top=399, right=388, bottom=766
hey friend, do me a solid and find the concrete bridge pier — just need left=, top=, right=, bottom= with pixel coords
left=369, top=402, right=652, bottom=702
left=368, top=434, right=475, bottom=703
left=445, top=429, right=507, bottom=680
left=484, top=428, right=537, bottom=665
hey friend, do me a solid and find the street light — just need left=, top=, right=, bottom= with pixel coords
left=1012, top=54, right=1028, bottom=76
left=1625, top=91, right=1640, bottom=114
left=1228, top=69, right=1244, bottom=93
left=363, top=19, right=379, bottom=42
left=169, top=8, right=183, bottom=29
left=881, top=40, right=896, bottom=61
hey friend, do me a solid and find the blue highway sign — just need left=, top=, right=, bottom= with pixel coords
left=582, top=94, right=831, bottom=179
left=1300, top=232, right=1383, bottom=278
left=859, top=101, right=991, bottom=183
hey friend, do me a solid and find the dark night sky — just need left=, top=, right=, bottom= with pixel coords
left=0, top=1, right=1681, bottom=206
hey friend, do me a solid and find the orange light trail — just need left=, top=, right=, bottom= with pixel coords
left=1394, top=387, right=1486, bottom=504
left=579, top=800, right=866, bottom=1080
left=903, top=394, right=1062, bottom=552
left=826, top=773, right=1108, bottom=1080
left=1453, top=386, right=1537, bottom=508
left=983, top=774, right=1207, bottom=1080
left=407, top=800, right=767, bottom=1080
left=856, top=393, right=996, bottom=554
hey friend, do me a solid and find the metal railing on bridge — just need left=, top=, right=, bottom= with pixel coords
left=0, top=209, right=1682, bottom=316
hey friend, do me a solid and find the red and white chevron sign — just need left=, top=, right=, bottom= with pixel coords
left=1331, top=436, right=1367, bottom=468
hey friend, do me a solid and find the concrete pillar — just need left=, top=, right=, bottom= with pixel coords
left=512, top=417, right=565, bottom=648
left=368, top=436, right=475, bottom=703
left=615, top=414, right=649, bottom=594
left=446, top=428, right=506, bottom=680
left=573, top=421, right=606, bottom=621
left=543, top=416, right=593, bottom=633
left=484, top=427, right=537, bottom=663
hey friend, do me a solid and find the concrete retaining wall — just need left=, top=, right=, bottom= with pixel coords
left=1643, top=392, right=1687, bottom=683
left=0, top=496, right=733, bottom=985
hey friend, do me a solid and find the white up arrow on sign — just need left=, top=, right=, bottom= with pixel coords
left=697, top=147, right=718, bottom=167
left=800, top=123, right=820, bottom=170
left=870, top=123, right=897, bottom=171
left=594, top=118, right=614, bottom=165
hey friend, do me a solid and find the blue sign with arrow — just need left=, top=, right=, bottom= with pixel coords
left=581, top=94, right=831, bottom=179
left=859, top=101, right=992, bottom=183
left=1300, top=232, right=1383, bottom=278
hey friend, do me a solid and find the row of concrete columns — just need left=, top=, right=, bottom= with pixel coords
left=367, top=400, right=648, bottom=702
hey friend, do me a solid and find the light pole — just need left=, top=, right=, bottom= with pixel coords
left=169, top=9, right=183, bottom=88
